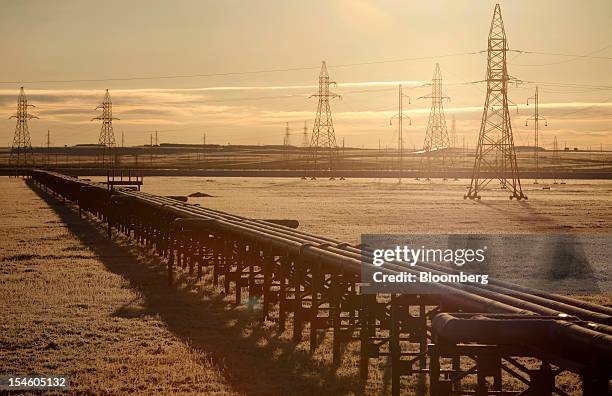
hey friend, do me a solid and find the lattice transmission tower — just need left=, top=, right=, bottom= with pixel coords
left=419, top=63, right=452, bottom=180
left=451, top=115, right=457, bottom=150
left=301, top=121, right=309, bottom=179
left=451, top=115, right=459, bottom=180
left=301, top=121, right=309, bottom=148
left=309, top=61, right=341, bottom=179
left=390, top=84, right=411, bottom=183
left=282, top=122, right=291, bottom=164
left=526, top=86, right=547, bottom=184
left=9, top=87, right=38, bottom=167
left=92, top=89, right=119, bottom=166
left=465, top=4, right=526, bottom=200
left=552, top=136, right=560, bottom=164
left=552, top=136, right=565, bottom=184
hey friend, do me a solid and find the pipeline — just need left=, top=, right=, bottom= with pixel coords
left=119, top=189, right=612, bottom=328
left=28, top=170, right=612, bottom=393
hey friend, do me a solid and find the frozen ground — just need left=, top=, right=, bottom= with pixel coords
left=1, top=176, right=609, bottom=394
left=130, top=177, right=612, bottom=240
left=0, top=177, right=387, bottom=394
left=0, top=177, right=236, bottom=394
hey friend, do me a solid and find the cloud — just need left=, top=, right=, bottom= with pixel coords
left=119, top=108, right=182, bottom=116
left=0, top=84, right=610, bottom=148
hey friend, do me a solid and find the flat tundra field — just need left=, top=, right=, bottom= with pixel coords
left=1, top=176, right=610, bottom=394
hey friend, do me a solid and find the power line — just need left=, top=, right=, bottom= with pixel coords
left=0, top=46, right=610, bottom=86
left=555, top=96, right=612, bottom=117
left=0, top=51, right=483, bottom=85
left=518, top=81, right=612, bottom=90
left=510, top=47, right=612, bottom=61
left=509, top=45, right=612, bottom=66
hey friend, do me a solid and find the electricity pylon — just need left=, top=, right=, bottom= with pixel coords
left=10, top=87, right=38, bottom=167
left=309, top=61, right=340, bottom=180
left=282, top=122, right=291, bottom=164
left=451, top=115, right=459, bottom=180
left=390, top=84, right=411, bottom=184
left=419, top=63, right=451, bottom=181
left=526, top=86, right=547, bottom=184
left=552, top=136, right=565, bottom=184
left=552, top=136, right=560, bottom=164
left=45, top=130, right=51, bottom=168
left=301, top=121, right=309, bottom=148
left=339, top=136, right=346, bottom=180
left=202, top=132, right=207, bottom=164
left=92, top=89, right=118, bottom=167
left=451, top=115, right=458, bottom=150
left=301, top=121, right=309, bottom=179
left=465, top=4, right=526, bottom=200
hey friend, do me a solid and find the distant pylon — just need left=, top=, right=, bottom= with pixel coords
left=339, top=137, right=346, bottom=180
left=92, top=89, right=119, bottom=166
left=465, top=4, right=526, bottom=200
left=309, top=61, right=341, bottom=180
left=46, top=130, right=51, bottom=168
left=552, top=136, right=560, bottom=164
left=202, top=132, right=207, bottom=164
left=301, top=121, right=309, bottom=148
left=10, top=87, right=38, bottom=167
left=451, top=115, right=459, bottom=180
left=301, top=121, right=309, bottom=179
left=526, top=86, right=547, bottom=184
left=390, top=84, right=411, bottom=183
left=282, top=122, right=291, bottom=164
left=552, top=136, right=565, bottom=184
left=419, top=63, right=452, bottom=180
left=451, top=115, right=458, bottom=150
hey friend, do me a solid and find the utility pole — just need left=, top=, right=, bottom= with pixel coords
left=526, top=86, right=547, bottom=184
left=301, top=121, right=309, bottom=180
left=465, top=4, right=526, bottom=200
left=121, top=130, right=125, bottom=148
left=390, top=85, right=411, bottom=184
left=309, top=61, right=341, bottom=180
left=202, top=132, right=206, bottom=165
left=462, top=135, right=466, bottom=169
left=376, top=138, right=381, bottom=177
left=283, top=122, right=290, bottom=164
left=92, top=89, right=118, bottom=168
left=340, top=137, right=346, bottom=180
left=451, top=115, right=457, bottom=150
left=46, top=130, right=51, bottom=168
left=552, top=135, right=564, bottom=184
left=150, top=133, right=153, bottom=168
left=301, top=121, right=309, bottom=148
left=9, top=87, right=38, bottom=167
left=419, top=63, right=451, bottom=181
left=451, top=115, right=458, bottom=180
left=155, top=130, right=158, bottom=146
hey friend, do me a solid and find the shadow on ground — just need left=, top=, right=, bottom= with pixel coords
left=28, top=181, right=364, bottom=395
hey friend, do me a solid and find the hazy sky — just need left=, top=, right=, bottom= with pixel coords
left=0, top=0, right=611, bottom=149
